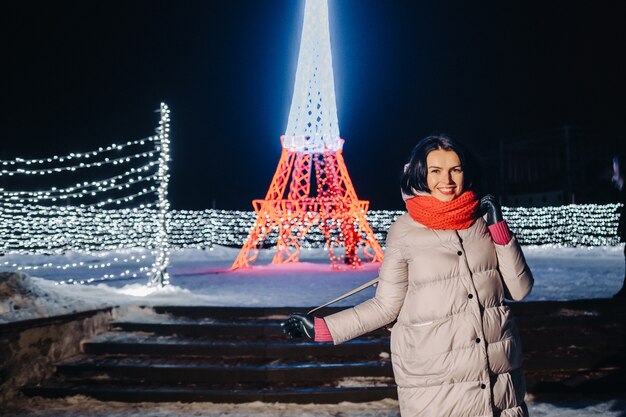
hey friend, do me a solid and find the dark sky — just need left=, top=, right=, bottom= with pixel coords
left=2, top=1, right=625, bottom=210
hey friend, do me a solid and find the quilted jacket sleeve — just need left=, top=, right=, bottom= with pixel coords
left=494, top=236, right=534, bottom=301
left=323, top=221, right=409, bottom=344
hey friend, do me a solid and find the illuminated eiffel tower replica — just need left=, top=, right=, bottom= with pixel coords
left=232, top=0, right=383, bottom=270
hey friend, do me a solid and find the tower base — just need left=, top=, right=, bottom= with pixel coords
left=231, top=141, right=384, bottom=270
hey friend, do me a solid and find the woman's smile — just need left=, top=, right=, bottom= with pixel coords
left=437, top=186, right=457, bottom=195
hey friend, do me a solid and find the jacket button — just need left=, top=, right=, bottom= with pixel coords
left=475, top=338, right=481, bottom=344
left=480, top=383, right=486, bottom=389
left=457, top=251, right=463, bottom=256
left=468, top=294, right=474, bottom=299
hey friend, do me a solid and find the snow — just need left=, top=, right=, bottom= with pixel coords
left=0, top=272, right=101, bottom=323
left=3, top=395, right=625, bottom=416
left=1, top=245, right=624, bottom=324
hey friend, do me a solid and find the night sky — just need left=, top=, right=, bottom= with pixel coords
left=2, top=1, right=625, bottom=210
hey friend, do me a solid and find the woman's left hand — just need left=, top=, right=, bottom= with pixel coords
left=480, top=194, right=503, bottom=225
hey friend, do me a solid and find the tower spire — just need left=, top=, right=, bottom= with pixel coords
left=284, top=0, right=341, bottom=153
left=232, top=0, right=383, bottom=270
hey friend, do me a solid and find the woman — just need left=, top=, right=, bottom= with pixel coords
left=283, top=135, right=534, bottom=417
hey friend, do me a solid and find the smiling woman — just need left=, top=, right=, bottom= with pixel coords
left=283, top=134, right=535, bottom=417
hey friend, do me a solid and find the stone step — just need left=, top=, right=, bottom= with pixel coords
left=525, top=368, right=626, bottom=400
left=19, top=301, right=626, bottom=404
left=110, top=320, right=286, bottom=338
left=509, top=299, right=626, bottom=318
left=82, top=332, right=390, bottom=358
left=147, top=301, right=626, bottom=321
left=54, top=357, right=394, bottom=384
left=520, top=326, right=624, bottom=351
left=150, top=306, right=320, bottom=320
left=110, top=319, right=391, bottom=340
left=23, top=383, right=398, bottom=403
left=524, top=348, right=624, bottom=372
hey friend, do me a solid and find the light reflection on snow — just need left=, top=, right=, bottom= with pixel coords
left=1, top=245, right=624, bottom=324
left=114, top=283, right=191, bottom=297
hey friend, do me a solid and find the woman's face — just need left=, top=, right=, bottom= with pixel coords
left=426, top=149, right=464, bottom=202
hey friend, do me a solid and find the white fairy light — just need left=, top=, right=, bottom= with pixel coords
left=501, top=204, right=622, bottom=246
left=284, top=0, right=341, bottom=153
left=0, top=204, right=621, bottom=283
left=0, top=102, right=621, bottom=287
left=0, top=161, right=158, bottom=198
left=148, top=103, right=171, bottom=287
left=0, top=137, right=156, bottom=166
left=0, top=173, right=158, bottom=203
left=0, top=151, right=156, bottom=176
left=0, top=105, right=172, bottom=286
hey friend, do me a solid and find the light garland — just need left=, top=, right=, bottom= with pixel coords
left=0, top=103, right=621, bottom=285
left=148, top=103, right=171, bottom=287
left=0, top=204, right=621, bottom=285
left=0, top=150, right=157, bottom=176
left=2, top=205, right=619, bottom=255
left=0, top=161, right=158, bottom=199
left=501, top=204, right=623, bottom=246
left=3, top=254, right=152, bottom=285
left=0, top=104, right=172, bottom=286
left=0, top=136, right=157, bottom=165
left=1, top=174, right=157, bottom=203
left=0, top=206, right=158, bottom=252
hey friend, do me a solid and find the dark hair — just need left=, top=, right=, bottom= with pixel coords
left=400, top=134, right=476, bottom=196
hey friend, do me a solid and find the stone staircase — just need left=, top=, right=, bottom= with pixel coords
left=22, top=306, right=396, bottom=403
left=22, top=300, right=626, bottom=403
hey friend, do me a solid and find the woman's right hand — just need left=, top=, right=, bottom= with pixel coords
left=281, top=313, right=315, bottom=339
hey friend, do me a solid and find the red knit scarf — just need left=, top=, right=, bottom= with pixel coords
left=405, top=190, right=479, bottom=230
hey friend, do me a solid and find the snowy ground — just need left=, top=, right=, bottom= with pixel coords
left=3, top=395, right=626, bottom=417
left=1, top=245, right=625, bottom=324
left=1, top=245, right=625, bottom=416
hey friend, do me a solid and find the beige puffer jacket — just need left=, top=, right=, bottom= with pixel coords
left=324, top=213, right=534, bottom=417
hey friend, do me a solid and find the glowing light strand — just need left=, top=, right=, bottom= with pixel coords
left=148, top=103, right=171, bottom=287
left=0, top=105, right=171, bottom=285
left=4, top=205, right=618, bottom=254
left=0, top=188, right=158, bottom=209
left=0, top=204, right=621, bottom=285
left=0, top=113, right=621, bottom=286
left=0, top=161, right=158, bottom=197
left=284, top=0, right=341, bottom=153
left=0, top=173, right=158, bottom=203
left=0, top=136, right=157, bottom=165
left=0, top=150, right=157, bottom=176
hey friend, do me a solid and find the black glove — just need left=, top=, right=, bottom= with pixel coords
left=281, top=313, right=315, bottom=339
left=480, top=194, right=503, bottom=226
